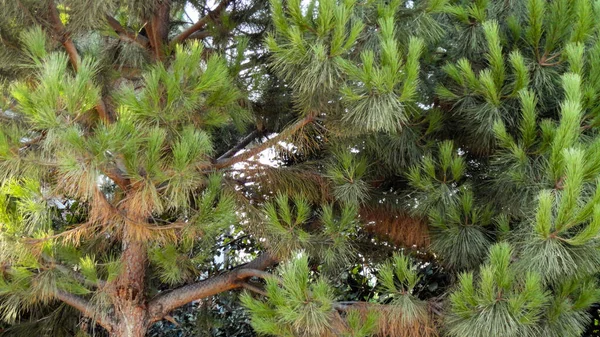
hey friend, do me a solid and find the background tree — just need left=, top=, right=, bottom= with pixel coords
left=3, top=0, right=600, bottom=337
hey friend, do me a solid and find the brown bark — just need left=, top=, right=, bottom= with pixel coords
left=113, top=304, right=147, bottom=337
left=148, top=253, right=278, bottom=323
left=146, top=0, right=171, bottom=61
left=47, top=1, right=79, bottom=71
left=110, top=229, right=149, bottom=336
left=53, top=245, right=276, bottom=336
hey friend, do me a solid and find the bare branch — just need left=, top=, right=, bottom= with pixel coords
left=164, top=315, right=179, bottom=326
left=171, top=0, right=232, bottom=45
left=216, top=129, right=261, bottom=161
left=54, top=290, right=116, bottom=332
left=214, top=115, right=315, bottom=169
left=105, top=15, right=150, bottom=48
left=147, top=253, right=278, bottom=323
left=187, top=30, right=212, bottom=40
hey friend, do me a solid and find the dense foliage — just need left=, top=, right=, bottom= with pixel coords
left=2, top=0, right=600, bottom=336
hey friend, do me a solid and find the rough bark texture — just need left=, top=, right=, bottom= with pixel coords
left=146, top=0, right=171, bottom=61
left=113, top=306, right=147, bottom=337
left=148, top=253, right=278, bottom=323
left=88, top=250, right=277, bottom=336
left=111, top=232, right=149, bottom=337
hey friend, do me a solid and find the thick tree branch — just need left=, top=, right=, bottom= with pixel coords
left=214, top=115, right=314, bottom=169
left=146, top=0, right=171, bottom=61
left=187, top=30, right=212, bottom=40
left=147, top=253, right=278, bottom=323
left=54, top=290, right=116, bottom=332
left=105, top=15, right=150, bottom=48
left=171, top=0, right=232, bottom=45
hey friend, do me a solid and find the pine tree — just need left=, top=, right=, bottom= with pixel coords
left=3, top=1, right=600, bottom=337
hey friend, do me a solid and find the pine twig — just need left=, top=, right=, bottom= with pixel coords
left=216, top=129, right=261, bottom=161
left=16, top=0, right=39, bottom=25
left=164, top=315, right=179, bottom=326
left=213, top=114, right=315, bottom=169
left=40, top=254, right=107, bottom=289
left=24, top=222, right=98, bottom=244
left=105, top=15, right=150, bottom=48
left=171, top=0, right=232, bottom=45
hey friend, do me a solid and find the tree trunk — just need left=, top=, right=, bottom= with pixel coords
left=112, top=230, right=149, bottom=337
left=113, top=305, right=148, bottom=337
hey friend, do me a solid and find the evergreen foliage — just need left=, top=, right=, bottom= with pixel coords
left=2, top=0, right=600, bottom=336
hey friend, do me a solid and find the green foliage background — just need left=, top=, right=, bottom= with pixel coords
left=2, top=0, right=600, bottom=336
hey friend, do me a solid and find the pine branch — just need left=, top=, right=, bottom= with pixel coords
left=170, top=0, right=232, bottom=45
left=47, top=0, right=113, bottom=123
left=54, top=263, right=107, bottom=288
left=105, top=15, right=150, bottom=48
left=54, top=289, right=116, bottom=333
left=213, top=115, right=314, bottom=169
left=147, top=252, right=278, bottom=323
left=41, top=254, right=107, bottom=289
left=216, top=129, right=261, bottom=161
left=24, top=222, right=98, bottom=244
